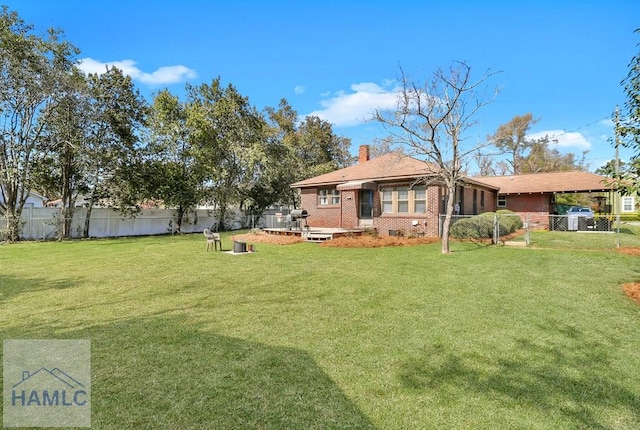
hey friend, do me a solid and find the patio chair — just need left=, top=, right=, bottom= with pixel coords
left=203, top=229, right=222, bottom=251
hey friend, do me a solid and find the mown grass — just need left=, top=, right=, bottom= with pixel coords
left=1, top=230, right=640, bottom=429
left=528, top=223, right=640, bottom=250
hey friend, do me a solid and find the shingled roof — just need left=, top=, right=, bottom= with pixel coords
left=472, top=171, right=612, bottom=194
left=291, top=153, right=440, bottom=188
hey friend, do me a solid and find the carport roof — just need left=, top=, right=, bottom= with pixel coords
left=472, top=171, right=613, bottom=194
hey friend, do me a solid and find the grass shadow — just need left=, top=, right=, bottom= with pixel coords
left=0, top=275, right=79, bottom=303
left=397, top=321, right=640, bottom=428
left=2, top=315, right=376, bottom=429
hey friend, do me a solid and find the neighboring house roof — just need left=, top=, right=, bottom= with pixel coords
left=472, top=171, right=612, bottom=194
left=291, top=153, right=443, bottom=188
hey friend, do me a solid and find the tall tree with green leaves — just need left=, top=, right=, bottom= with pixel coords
left=188, top=78, right=268, bottom=230
left=520, top=137, right=588, bottom=173
left=0, top=7, right=78, bottom=241
left=80, top=67, right=147, bottom=237
left=614, top=28, right=640, bottom=195
left=487, top=114, right=588, bottom=175
left=264, top=99, right=353, bottom=208
left=39, top=68, right=90, bottom=239
left=489, top=113, right=538, bottom=174
left=41, top=66, right=147, bottom=239
left=143, top=89, right=203, bottom=233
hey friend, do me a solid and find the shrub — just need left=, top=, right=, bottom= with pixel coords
left=496, top=209, right=523, bottom=233
left=449, top=210, right=524, bottom=239
left=450, top=216, right=494, bottom=239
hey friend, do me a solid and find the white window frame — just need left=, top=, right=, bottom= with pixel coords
left=497, top=195, right=507, bottom=207
left=331, top=189, right=340, bottom=205
left=318, top=189, right=328, bottom=205
left=318, top=188, right=339, bottom=206
left=622, top=196, right=635, bottom=212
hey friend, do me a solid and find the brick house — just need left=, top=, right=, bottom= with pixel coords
left=290, top=146, right=498, bottom=237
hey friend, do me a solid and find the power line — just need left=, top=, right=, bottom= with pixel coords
left=542, top=115, right=611, bottom=142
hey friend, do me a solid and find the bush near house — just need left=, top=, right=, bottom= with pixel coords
left=450, top=210, right=523, bottom=239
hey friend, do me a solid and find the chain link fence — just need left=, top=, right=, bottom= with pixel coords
left=441, top=212, right=640, bottom=249
left=442, top=212, right=531, bottom=245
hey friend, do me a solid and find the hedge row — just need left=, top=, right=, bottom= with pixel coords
left=450, top=210, right=523, bottom=239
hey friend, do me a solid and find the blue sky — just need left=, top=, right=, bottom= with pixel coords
left=5, top=0, right=639, bottom=172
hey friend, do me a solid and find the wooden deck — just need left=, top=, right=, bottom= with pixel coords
left=263, top=227, right=364, bottom=242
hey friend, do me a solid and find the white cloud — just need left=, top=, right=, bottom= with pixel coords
left=527, top=130, right=591, bottom=151
left=306, top=82, right=399, bottom=127
left=77, top=57, right=197, bottom=85
left=294, top=85, right=305, bottom=95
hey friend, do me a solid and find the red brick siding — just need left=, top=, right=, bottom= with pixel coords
left=459, top=186, right=497, bottom=214
left=300, top=184, right=494, bottom=237
left=341, top=189, right=358, bottom=228
left=300, top=188, right=340, bottom=227
left=373, top=186, right=441, bottom=236
left=500, top=193, right=553, bottom=226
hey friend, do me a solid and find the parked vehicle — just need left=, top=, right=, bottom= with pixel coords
left=566, top=206, right=594, bottom=218
left=566, top=206, right=594, bottom=231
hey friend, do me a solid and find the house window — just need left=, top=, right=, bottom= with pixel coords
left=318, top=188, right=339, bottom=206
left=380, top=186, right=427, bottom=214
left=397, top=187, right=409, bottom=213
left=331, top=189, right=340, bottom=205
left=497, top=195, right=507, bottom=207
left=382, top=188, right=393, bottom=213
left=481, top=190, right=485, bottom=208
left=622, top=196, right=635, bottom=212
left=318, top=189, right=328, bottom=205
left=414, top=186, right=426, bottom=214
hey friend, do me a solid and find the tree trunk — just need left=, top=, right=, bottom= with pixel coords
left=440, top=185, right=456, bottom=254
left=60, top=206, right=75, bottom=240
left=83, top=198, right=95, bottom=239
left=218, top=206, right=227, bottom=232
left=175, top=206, right=185, bottom=233
left=4, top=210, right=22, bottom=242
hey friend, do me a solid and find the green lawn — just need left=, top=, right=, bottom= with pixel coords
left=1, top=230, right=640, bottom=429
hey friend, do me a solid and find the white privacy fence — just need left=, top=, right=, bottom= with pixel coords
left=2, top=207, right=255, bottom=240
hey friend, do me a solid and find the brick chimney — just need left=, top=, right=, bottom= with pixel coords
left=358, top=145, right=370, bottom=164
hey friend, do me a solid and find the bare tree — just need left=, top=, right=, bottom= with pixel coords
left=374, top=62, right=499, bottom=253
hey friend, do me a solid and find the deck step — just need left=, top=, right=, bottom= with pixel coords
left=303, top=233, right=333, bottom=242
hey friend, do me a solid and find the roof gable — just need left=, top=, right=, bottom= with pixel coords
left=291, top=153, right=439, bottom=188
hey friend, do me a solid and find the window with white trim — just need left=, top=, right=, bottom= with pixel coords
left=497, top=195, right=507, bottom=207
left=622, top=196, right=635, bottom=212
left=318, top=189, right=328, bottom=205
left=331, top=189, right=340, bottom=204
left=318, top=188, right=339, bottom=206
left=380, top=186, right=427, bottom=214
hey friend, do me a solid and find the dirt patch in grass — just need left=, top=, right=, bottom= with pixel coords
left=623, top=282, right=640, bottom=306
left=617, top=247, right=640, bottom=256
left=230, top=231, right=439, bottom=248
left=230, top=232, right=303, bottom=245
left=320, top=235, right=439, bottom=248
